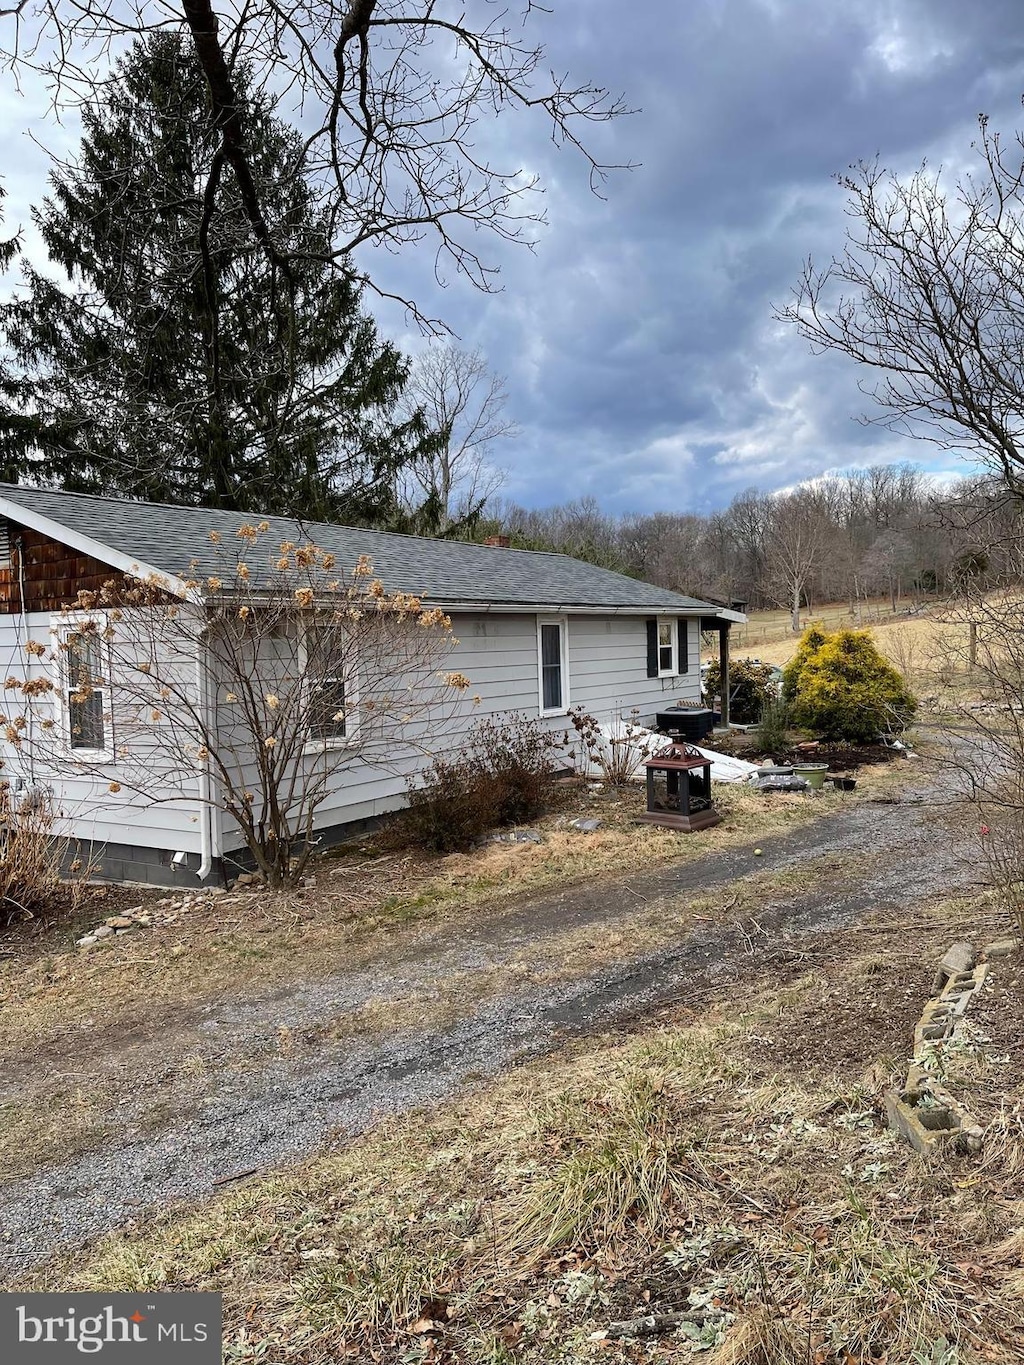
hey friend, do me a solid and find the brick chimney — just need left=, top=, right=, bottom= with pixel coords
left=484, top=534, right=511, bottom=548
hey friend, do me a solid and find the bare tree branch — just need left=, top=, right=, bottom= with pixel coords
left=1, top=1, right=634, bottom=324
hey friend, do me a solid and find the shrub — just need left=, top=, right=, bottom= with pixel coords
left=404, top=713, right=562, bottom=853
left=787, top=628, right=917, bottom=743
left=781, top=625, right=828, bottom=703
left=402, top=754, right=501, bottom=854
left=0, top=783, right=77, bottom=927
left=703, top=657, right=777, bottom=724
left=755, top=698, right=790, bottom=756
left=479, top=714, right=563, bottom=823
left=567, top=707, right=654, bottom=785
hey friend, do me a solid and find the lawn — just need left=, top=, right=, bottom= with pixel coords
left=1, top=769, right=902, bottom=1186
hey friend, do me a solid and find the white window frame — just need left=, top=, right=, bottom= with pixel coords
left=50, top=612, right=115, bottom=763
left=656, top=617, right=678, bottom=678
left=537, top=615, right=570, bottom=716
left=299, top=618, right=359, bottom=753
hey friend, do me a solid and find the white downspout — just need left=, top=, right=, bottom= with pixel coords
left=195, top=634, right=218, bottom=882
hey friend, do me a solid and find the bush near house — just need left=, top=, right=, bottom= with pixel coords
left=0, top=786, right=80, bottom=927
left=404, top=714, right=563, bottom=853
left=785, top=627, right=917, bottom=743
left=703, top=657, right=777, bottom=724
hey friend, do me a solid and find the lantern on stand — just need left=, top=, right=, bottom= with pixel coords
left=638, top=742, right=721, bottom=833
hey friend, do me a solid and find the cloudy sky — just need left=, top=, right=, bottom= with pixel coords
left=4, top=1, right=1024, bottom=514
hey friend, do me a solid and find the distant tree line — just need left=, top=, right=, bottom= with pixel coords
left=483, top=465, right=1024, bottom=624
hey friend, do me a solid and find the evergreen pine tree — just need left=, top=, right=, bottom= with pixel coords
left=0, top=33, right=428, bottom=522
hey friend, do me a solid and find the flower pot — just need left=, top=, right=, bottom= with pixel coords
left=793, top=763, right=829, bottom=790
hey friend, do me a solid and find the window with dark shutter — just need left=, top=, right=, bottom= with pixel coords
left=646, top=619, right=659, bottom=677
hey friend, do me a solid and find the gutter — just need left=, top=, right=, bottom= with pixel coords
left=427, top=601, right=748, bottom=623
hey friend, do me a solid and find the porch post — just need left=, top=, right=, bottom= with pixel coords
left=718, top=622, right=731, bottom=728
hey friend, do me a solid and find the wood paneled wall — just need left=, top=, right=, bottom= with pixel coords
left=0, top=521, right=121, bottom=614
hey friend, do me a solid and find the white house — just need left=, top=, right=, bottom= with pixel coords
left=0, top=484, right=744, bottom=885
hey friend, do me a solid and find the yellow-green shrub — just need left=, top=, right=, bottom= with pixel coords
left=781, top=625, right=828, bottom=703
left=787, top=629, right=916, bottom=742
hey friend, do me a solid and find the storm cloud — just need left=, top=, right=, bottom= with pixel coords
left=4, top=1, right=1024, bottom=513
left=374, top=0, right=1024, bottom=511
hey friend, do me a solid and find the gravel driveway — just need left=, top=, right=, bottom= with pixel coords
left=0, top=766, right=978, bottom=1275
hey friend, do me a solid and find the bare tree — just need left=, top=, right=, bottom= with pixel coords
left=3, top=527, right=471, bottom=885
left=780, top=122, right=1024, bottom=497
left=0, top=2, right=630, bottom=324
left=762, top=490, right=831, bottom=632
left=398, top=344, right=516, bottom=532
left=940, top=554, right=1024, bottom=943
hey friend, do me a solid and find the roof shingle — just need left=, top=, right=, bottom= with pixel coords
left=0, top=483, right=727, bottom=615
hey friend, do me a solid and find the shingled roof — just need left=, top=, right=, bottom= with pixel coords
left=0, top=483, right=738, bottom=618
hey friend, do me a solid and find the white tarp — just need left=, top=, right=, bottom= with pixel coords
left=690, top=744, right=760, bottom=784
left=583, top=724, right=759, bottom=784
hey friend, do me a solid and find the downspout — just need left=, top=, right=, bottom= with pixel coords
left=195, top=632, right=218, bottom=882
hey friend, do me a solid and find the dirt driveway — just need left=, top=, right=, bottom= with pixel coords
left=0, top=772, right=979, bottom=1275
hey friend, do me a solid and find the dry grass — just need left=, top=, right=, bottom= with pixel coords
left=725, top=603, right=987, bottom=724
left=736, top=605, right=968, bottom=674
left=0, top=770, right=896, bottom=1187
left=20, top=905, right=1022, bottom=1364
left=728, top=600, right=898, bottom=652
left=0, top=1085, right=112, bottom=1180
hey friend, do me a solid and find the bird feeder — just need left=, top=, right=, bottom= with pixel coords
left=638, top=742, right=722, bottom=833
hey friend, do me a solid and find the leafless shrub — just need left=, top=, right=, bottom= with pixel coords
left=0, top=783, right=79, bottom=926
left=403, top=712, right=562, bottom=853
left=567, top=707, right=654, bottom=786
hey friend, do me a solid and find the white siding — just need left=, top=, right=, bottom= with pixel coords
left=2, top=605, right=708, bottom=864
left=215, top=610, right=705, bottom=848
left=0, top=609, right=203, bottom=856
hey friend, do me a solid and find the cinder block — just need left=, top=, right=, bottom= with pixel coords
left=983, top=937, right=1019, bottom=960
left=933, top=940, right=976, bottom=993
left=885, top=1090, right=960, bottom=1155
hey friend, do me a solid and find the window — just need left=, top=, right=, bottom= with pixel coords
left=538, top=616, right=569, bottom=714
left=657, top=618, right=676, bottom=676
left=55, top=621, right=112, bottom=758
left=308, top=675, right=347, bottom=744
left=301, top=621, right=354, bottom=748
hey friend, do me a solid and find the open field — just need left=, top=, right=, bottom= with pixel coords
left=722, top=601, right=979, bottom=697
left=728, top=600, right=908, bottom=654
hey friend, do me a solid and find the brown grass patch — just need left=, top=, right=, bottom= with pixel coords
left=20, top=904, right=1023, bottom=1363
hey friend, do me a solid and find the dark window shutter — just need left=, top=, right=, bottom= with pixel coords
left=678, top=619, right=689, bottom=672
left=646, top=619, right=658, bottom=677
